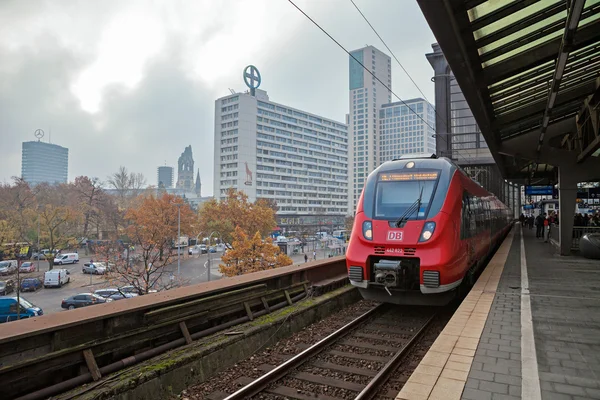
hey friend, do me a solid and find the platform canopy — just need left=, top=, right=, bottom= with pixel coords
left=418, top=0, right=600, bottom=184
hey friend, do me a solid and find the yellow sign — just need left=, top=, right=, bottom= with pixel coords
left=379, top=172, right=439, bottom=181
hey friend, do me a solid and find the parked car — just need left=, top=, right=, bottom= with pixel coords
left=53, top=253, right=79, bottom=265
left=19, top=262, right=36, bottom=273
left=61, top=293, right=112, bottom=310
left=44, top=269, right=70, bottom=288
left=93, top=262, right=114, bottom=271
left=0, top=260, right=18, bottom=275
left=199, top=244, right=208, bottom=254
left=119, top=285, right=158, bottom=295
left=0, top=280, right=15, bottom=295
left=209, top=246, right=216, bottom=253
left=0, top=296, right=43, bottom=322
left=20, top=278, right=42, bottom=292
left=188, top=245, right=200, bottom=255
left=94, top=288, right=138, bottom=301
left=31, top=251, right=46, bottom=260
left=82, top=263, right=106, bottom=275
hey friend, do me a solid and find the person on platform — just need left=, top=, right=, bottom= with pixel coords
left=304, top=254, right=308, bottom=263
left=543, top=214, right=550, bottom=243
left=535, top=213, right=546, bottom=238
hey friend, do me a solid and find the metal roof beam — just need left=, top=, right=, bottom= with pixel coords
left=479, top=4, right=600, bottom=64
left=476, top=2, right=565, bottom=48
left=483, top=18, right=600, bottom=86
left=494, top=80, right=596, bottom=128
left=535, top=0, right=585, bottom=156
left=470, top=0, right=539, bottom=31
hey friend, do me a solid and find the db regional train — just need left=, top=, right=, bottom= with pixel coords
left=346, top=154, right=513, bottom=305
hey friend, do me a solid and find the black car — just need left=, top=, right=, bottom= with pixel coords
left=61, top=293, right=112, bottom=310
left=0, top=280, right=15, bottom=295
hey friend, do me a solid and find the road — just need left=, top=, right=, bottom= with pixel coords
left=6, top=247, right=334, bottom=316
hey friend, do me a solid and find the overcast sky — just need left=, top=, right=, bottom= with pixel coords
left=0, top=0, right=437, bottom=196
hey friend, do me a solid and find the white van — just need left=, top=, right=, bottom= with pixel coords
left=53, top=253, right=79, bottom=265
left=44, top=269, right=70, bottom=288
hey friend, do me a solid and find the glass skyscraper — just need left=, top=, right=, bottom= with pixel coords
left=21, top=141, right=68, bottom=185
left=378, top=99, right=436, bottom=164
left=348, top=45, right=392, bottom=214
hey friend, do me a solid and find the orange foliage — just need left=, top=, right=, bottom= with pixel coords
left=219, top=226, right=293, bottom=277
left=107, top=193, right=195, bottom=294
left=198, top=188, right=276, bottom=246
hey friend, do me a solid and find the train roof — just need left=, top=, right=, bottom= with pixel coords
left=377, top=155, right=458, bottom=175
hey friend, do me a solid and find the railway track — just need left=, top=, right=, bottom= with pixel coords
left=214, top=304, right=436, bottom=400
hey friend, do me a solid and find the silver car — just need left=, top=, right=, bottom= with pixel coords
left=94, top=288, right=138, bottom=301
left=82, top=263, right=106, bottom=275
left=0, top=261, right=17, bottom=276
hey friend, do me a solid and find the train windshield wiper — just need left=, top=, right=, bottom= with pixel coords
left=394, top=186, right=424, bottom=228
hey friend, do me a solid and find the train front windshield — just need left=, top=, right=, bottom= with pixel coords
left=374, top=171, right=439, bottom=220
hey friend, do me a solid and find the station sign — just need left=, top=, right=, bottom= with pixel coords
left=524, top=185, right=554, bottom=195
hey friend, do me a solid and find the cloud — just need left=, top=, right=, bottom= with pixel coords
left=0, top=0, right=437, bottom=197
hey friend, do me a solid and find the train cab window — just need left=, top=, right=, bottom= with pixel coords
left=374, top=172, right=439, bottom=220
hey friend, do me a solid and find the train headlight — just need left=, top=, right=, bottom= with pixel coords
left=362, top=221, right=373, bottom=241
left=419, top=222, right=436, bottom=242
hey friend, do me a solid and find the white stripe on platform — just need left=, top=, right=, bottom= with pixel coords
left=521, top=226, right=542, bottom=400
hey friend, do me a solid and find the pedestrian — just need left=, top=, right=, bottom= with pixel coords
left=304, top=254, right=308, bottom=263
left=535, top=213, right=545, bottom=238
left=313, top=250, right=316, bottom=260
left=543, top=215, right=550, bottom=243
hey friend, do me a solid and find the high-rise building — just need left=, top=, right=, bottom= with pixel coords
left=176, top=146, right=195, bottom=190
left=157, top=166, right=174, bottom=188
left=378, top=98, right=436, bottom=164
left=21, top=141, right=68, bottom=185
left=214, top=82, right=349, bottom=232
left=348, top=45, right=392, bottom=214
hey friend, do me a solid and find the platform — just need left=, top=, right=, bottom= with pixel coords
left=396, top=224, right=600, bottom=400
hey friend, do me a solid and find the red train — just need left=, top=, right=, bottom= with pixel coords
left=346, top=155, right=513, bottom=305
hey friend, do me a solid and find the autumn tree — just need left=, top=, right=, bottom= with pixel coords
left=198, top=188, right=276, bottom=247
left=107, top=193, right=194, bottom=294
left=219, top=226, right=293, bottom=277
left=256, top=198, right=279, bottom=213
left=38, top=204, right=82, bottom=269
left=0, top=178, right=38, bottom=245
left=345, top=215, right=355, bottom=234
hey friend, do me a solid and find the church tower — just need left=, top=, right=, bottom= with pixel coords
left=195, top=169, right=201, bottom=197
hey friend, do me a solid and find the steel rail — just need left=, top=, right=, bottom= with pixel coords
left=223, top=304, right=384, bottom=400
left=354, top=313, right=437, bottom=400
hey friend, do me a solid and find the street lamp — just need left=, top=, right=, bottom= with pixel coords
left=206, top=231, right=221, bottom=282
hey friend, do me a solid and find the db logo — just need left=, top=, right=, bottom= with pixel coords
left=387, top=231, right=403, bottom=241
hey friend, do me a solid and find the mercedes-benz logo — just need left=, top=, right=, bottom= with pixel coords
left=34, top=129, right=44, bottom=140
left=243, top=65, right=261, bottom=90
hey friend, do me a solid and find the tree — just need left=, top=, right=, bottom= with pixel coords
left=107, top=166, right=147, bottom=207
left=107, top=193, right=195, bottom=294
left=0, top=178, right=38, bottom=245
left=198, top=189, right=276, bottom=247
left=345, top=215, right=355, bottom=234
left=256, top=198, right=279, bottom=213
left=219, top=226, right=293, bottom=277
left=38, top=204, right=82, bottom=269
left=71, top=176, right=104, bottom=238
